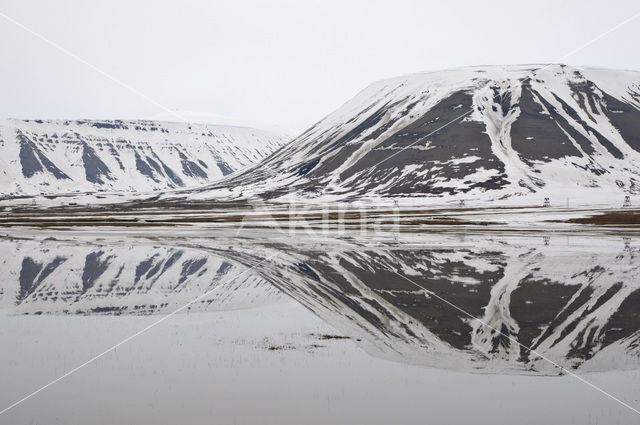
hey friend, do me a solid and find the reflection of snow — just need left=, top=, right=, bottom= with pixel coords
left=1, top=230, right=640, bottom=376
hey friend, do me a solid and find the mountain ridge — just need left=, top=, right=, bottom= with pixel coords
left=0, top=118, right=290, bottom=198
left=178, top=64, right=640, bottom=206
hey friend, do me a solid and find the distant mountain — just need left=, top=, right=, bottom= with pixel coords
left=0, top=119, right=290, bottom=198
left=188, top=64, right=640, bottom=204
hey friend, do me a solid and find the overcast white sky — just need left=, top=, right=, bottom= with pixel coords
left=1, top=0, right=639, bottom=134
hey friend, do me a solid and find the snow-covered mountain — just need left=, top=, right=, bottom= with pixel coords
left=188, top=64, right=640, bottom=205
left=0, top=119, right=290, bottom=197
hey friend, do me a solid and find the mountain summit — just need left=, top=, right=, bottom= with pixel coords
left=191, top=64, right=640, bottom=205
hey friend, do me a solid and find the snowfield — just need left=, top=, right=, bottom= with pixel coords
left=177, top=64, right=640, bottom=208
left=0, top=119, right=290, bottom=197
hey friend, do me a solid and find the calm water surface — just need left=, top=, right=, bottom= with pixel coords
left=1, top=229, right=639, bottom=424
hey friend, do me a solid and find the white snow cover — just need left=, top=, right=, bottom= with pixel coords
left=188, top=64, right=640, bottom=207
left=0, top=119, right=290, bottom=197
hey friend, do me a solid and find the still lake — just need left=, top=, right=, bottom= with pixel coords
left=1, top=228, right=639, bottom=424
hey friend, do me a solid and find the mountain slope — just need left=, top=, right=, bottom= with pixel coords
left=0, top=119, right=290, bottom=197
left=188, top=64, right=640, bottom=204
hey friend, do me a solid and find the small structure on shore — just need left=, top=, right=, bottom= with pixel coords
left=543, top=197, right=550, bottom=207
left=623, top=195, right=631, bottom=208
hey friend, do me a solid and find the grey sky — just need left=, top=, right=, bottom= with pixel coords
left=1, top=0, right=639, bottom=134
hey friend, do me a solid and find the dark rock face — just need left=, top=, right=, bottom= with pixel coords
left=18, top=133, right=70, bottom=180
left=134, top=151, right=161, bottom=183
left=510, top=81, right=584, bottom=163
left=332, top=91, right=510, bottom=196
left=215, top=160, right=234, bottom=176
left=204, top=65, right=640, bottom=201
left=178, top=150, right=208, bottom=179
left=82, top=142, right=113, bottom=184
left=599, top=91, right=640, bottom=153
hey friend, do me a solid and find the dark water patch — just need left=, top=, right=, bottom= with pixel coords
left=18, top=257, right=43, bottom=301
left=215, top=261, right=233, bottom=276
left=159, top=250, right=184, bottom=276
left=82, top=251, right=112, bottom=293
left=135, top=255, right=159, bottom=283
left=178, top=257, right=208, bottom=285
left=510, top=277, right=582, bottom=362
left=37, top=257, right=67, bottom=285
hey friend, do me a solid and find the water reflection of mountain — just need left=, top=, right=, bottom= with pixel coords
left=0, top=236, right=284, bottom=315
left=260, top=235, right=640, bottom=374
left=1, top=232, right=639, bottom=374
